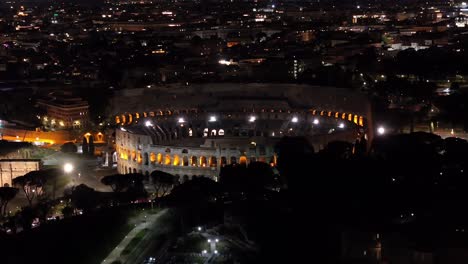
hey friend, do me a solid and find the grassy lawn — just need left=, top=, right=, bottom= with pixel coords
left=121, top=228, right=148, bottom=255
left=172, top=233, right=207, bottom=253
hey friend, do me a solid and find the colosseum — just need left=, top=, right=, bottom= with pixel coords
left=111, top=83, right=371, bottom=182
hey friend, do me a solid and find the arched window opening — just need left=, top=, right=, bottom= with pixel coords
left=220, top=157, right=227, bottom=167
left=218, top=129, right=225, bottom=136
left=191, top=156, right=198, bottom=166
left=164, top=154, right=171, bottom=165
left=173, top=155, right=180, bottom=166
left=182, top=156, right=189, bottom=166
left=239, top=156, right=247, bottom=166
left=200, top=156, right=207, bottom=167
left=209, top=156, right=217, bottom=167
left=230, top=156, right=237, bottom=165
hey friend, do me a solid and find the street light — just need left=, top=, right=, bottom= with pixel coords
left=377, top=126, right=385, bottom=135
left=63, top=163, right=74, bottom=173
left=209, top=116, right=217, bottom=122
left=338, top=123, right=345, bottom=129
left=178, top=117, right=185, bottom=123
left=291, top=116, right=298, bottom=123
left=313, top=118, right=319, bottom=125
left=249, top=115, right=256, bottom=122
left=145, top=120, right=153, bottom=127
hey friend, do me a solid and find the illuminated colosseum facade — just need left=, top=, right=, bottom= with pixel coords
left=112, top=83, right=371, bottom=181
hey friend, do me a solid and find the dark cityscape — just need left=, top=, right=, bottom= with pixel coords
left=1, top=0, right=468, bottom=263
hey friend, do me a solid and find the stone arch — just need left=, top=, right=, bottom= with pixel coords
left=182, top=156, right=189, bottom=166
left=200, top=156, right=207, bottom=167
left=156, top=153, right=163, bottom=164
left=164, top=154, right=171, bottom=165
left=209, top=156, right=217, bottom=167
left=250, top=157, right=257, bottom=163
left=124, top=166, right=127, bottom=174
left=173, top=155, right=181, bottom=166
left=145, top=171, right=149, bottom=177
left=191, top=156, right=198, bottom=166
left=133, top=168, right=137, bottom=173
left=230, top=156, right=237, bottom=165
left=144, top=152, right=149, bottom=165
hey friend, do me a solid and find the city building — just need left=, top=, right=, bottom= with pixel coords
left=37, top=91, right=89, bottom=130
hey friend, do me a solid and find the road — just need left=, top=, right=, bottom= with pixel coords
left=101, top=209, right=168, bottom=264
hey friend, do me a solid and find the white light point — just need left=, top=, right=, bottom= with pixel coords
left=63, top=163, right=74, bottom=173
left=377, top=126, right=385, bottom=135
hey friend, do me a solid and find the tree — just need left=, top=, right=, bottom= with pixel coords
left=60, top=142, right=77, bottom=153
left=89, top=136, right=95, bottom=156
left=12, top=171, right=47, bottom=206
left=62, top=206, right=74, bottom=218
left=71, top=184, right=99, bottom=212
left=101, top=174, right=127, bottom=193
left=0, top=187, right=18, bottom=217
left=150, top=170, right=177, bottom=198
left=18, top=206, right=35, bottom=231
left=82, top=137, right=89, bottom=155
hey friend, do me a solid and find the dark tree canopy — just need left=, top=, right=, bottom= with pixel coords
left=0, top=187, right=18, bottom=216
left=60, top=142, right=77, bottom=153
left=150, top=170, right=177, bottom=198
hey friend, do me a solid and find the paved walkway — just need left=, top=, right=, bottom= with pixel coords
left=101, top=209, right=167, bottom=264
